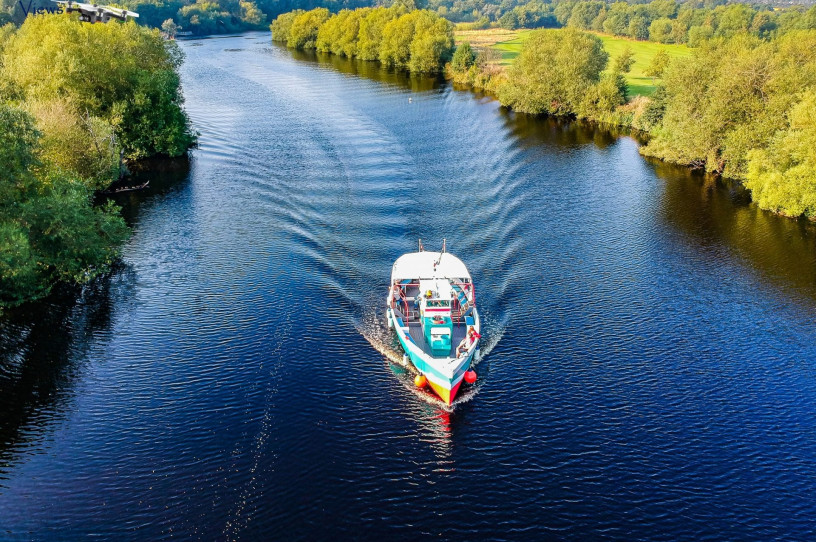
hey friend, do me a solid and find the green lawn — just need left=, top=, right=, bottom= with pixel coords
left=595, top=33, right=691, bottom=97
left=457, top=28, right=693, bottom=97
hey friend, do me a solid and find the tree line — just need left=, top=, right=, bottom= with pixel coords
left=271, top=5, right=455, bottom=73
left=450, top=26, right=816, bottom=219
left=433, top=0, right=816, bottom=45
left=6, top=0, right=814, bottom=43
left=0, top=14, right=196, bottom=308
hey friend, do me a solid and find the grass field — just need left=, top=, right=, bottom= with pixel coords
left=454, top=28, right=693, bottom=97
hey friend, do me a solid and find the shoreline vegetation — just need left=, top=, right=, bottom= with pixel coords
left=270, top=5, right=455, bottom=73
left=0, top=14, right=196, bottom=309
left=447, top=26, right=816, bottom=220
left=272, top=4, right=816, bottom=221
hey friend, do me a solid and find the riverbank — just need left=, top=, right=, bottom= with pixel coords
left=0, top=15, right=196, bottom=309
left=454, top=27, right=691, bottom=97
left=450, top=27, right=816, bottom=220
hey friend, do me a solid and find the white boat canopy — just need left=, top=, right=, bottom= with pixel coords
left=391, top=252, right=472, bottom=281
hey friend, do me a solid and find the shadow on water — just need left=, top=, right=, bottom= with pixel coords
left=499, top=107, right=816, bottom=300
left=651, top=159, right=816, bottom=299
left=0, top=155, right=188, bottom=473
left=283, top=46, right=446, bottom=93
left=0, top=269, right=132, bottom=480
left=500, top=108, right=629, bottom=150
left=102, top=154, right=192, bottom=227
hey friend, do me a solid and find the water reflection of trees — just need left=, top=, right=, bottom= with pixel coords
left=0, top=269, right=131, bottom=475
left=652, top=159, right=816, bottom=299
left=283, top=47, right=446, bottom=93
left=109, top=154, right=191, bottom=227
left=499, top=110, right=626, bottom=150
left=0, top=155, right=186, bottom=474
left=500, top=103, right=816, bottom=299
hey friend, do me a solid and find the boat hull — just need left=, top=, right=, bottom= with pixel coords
left=389, top=307, right=474, bottom=405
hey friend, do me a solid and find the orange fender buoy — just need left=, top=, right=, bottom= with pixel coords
left=414, top=374, right=427, bottom=388
left=464, top=370, right=477, bottom=384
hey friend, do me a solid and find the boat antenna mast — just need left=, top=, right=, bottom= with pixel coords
left=433, top=238, right=446, bottom=270
left=418, top=239, right=424, bottom=252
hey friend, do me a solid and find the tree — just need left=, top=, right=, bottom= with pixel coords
left=408, top=11, right=454, bottom=73
left=287, top=8, right=330, bottom=50
left=358, top=6, right=402, bottom=61
left=499, top=11, right=519, bottom=30
left=2, top=14, right=195, bottom=163
left=161, top=18, right=179, bottom=39
left=613, top=45, right=635, bottom=74
left=687, top=24, right=714, bottom=47
left=270, top=10, right=303, bottom=42
left=628, top=15, right=649, bottom=40
left=380, top=10, right=419, bottom=69
left=744, top=90, right=816, bottom=218
left=641, top=35, right=782, bottom=176
left=645, top=49, right=670, bottom=81
left=0, top=104, right=129, bottom=308
left=499, top=27, right=608, bottom=116
left=316, top=10, right=352, bottom=54
left=240, top=1, right=264, bottom=27
left=649, top=17, right=674, bottom=43
left=29, top=99, right=120, bottom=188
left=451, top=42, right=476, bottom=72
left=603, top=8, right=629, bottom=36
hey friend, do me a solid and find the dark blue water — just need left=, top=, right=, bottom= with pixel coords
left=2, top=32, right=816, bottom=540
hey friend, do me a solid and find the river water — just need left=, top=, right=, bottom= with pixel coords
left=2, top=32, right=816, bottom=540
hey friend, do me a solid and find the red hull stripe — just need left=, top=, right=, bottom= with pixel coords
left=427, top=379, right=463, bottom=405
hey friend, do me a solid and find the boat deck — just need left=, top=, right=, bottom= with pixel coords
left=392, top=293, right=470, bottom=358
left=407, top=322, right=469, bottom=359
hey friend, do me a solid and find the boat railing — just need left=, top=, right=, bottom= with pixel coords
left=450, top=281, right=476, bottom=326
left=392, top=285, right=411, bottom=323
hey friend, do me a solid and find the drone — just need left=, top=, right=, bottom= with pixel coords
left=53, top=0, right=139, bottom=23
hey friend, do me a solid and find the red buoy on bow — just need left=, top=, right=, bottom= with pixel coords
left=464, top=370, right=477, bottom=384
left=414, top=374, right=427, bottom=388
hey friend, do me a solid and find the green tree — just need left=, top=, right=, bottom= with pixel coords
left=714, top=4, right=755, bottom=38
left=613, top=45, right=635, bottom=73
left=270, top=10, right=303, bottom=42
left=644, top=49, right=670, bottom=81
left=178, top=2, right=238, bottom=35
left=451, top=42, right=476, bottom=72
left=316, top=10, right=351, bottom=54
left=0, top=105, right=129, bottom=308
left=240, top=1, right=264, bottom=27
left=567, top=1, right=604, bottom=30
left=687, top=24, right=714, bottom=47
left=628, top=15, right=649, bottom=40
left=499, top=27, right=608, bottom=116
left=335, top=8, right=369, bottom=58
left=744, top=90, right=816, bottom=218
left=287, top=8, right=330, bottom=50
left=380, top=10, right=419, bottom=69
left=358, top=6, right=402, bottom=61
left=603, top=6, right=629, bottom=36
left=2, top=15, right=195, bottom=162
left=161, top=18, right=179, bottom=39
left=649, top=17, right=673, bottom=43
left=29, top=99, right=120, bottom=187
left=408, top=11, right=454, bottom=73
left=578, top=71, right=627, bottom=118
left=499, top=11, right=519, bottom=30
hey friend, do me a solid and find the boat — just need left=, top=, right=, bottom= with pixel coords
left=386, top=240, right=481, bottom=405
left=100, top=181, right=149, bottom=195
